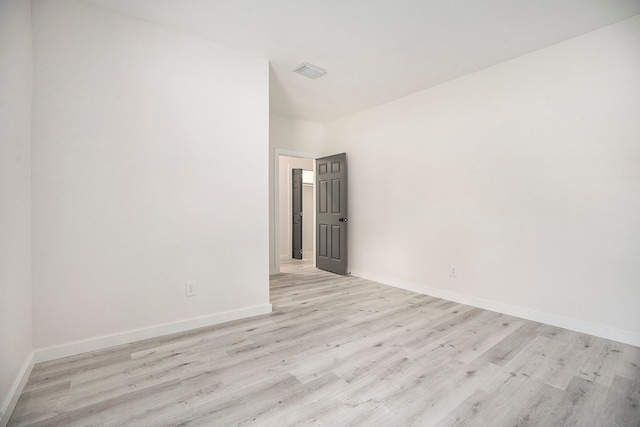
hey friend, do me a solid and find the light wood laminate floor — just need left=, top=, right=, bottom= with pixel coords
left=9, top=258, right=640, bottom=426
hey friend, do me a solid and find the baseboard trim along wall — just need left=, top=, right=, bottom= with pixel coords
left=1, top=353, right=34, bottom=427
left=34, top=304, right=273, bottom=364
left=350, top=270, right=640, bottom=348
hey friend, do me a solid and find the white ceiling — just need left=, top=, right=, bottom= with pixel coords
left=84, top=0, right=640, bottom=123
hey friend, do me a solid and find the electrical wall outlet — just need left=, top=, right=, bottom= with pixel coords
left=185, top=281, right=196, bottom=297
left=450, top=265, right=458, bottom=278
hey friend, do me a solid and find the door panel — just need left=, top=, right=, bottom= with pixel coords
left=319, top=224, right=328, bottom=257
left=331, top=180, right=341, bottom=212
left=316, top=153, right=348, bottom=275
left=331, top=225, right=341, bottom=260
left=292, top=168, right=303, bottom=259
left=319, top=181, right=328, bottom=213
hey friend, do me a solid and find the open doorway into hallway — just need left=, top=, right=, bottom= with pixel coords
left=273, top=152, right=316, bottom=274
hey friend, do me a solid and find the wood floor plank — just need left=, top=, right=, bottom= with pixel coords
left=8, top=257, right=640, bottom=426
left=596, top=375, right=640, bottom=426
left=549, top=376, right=614, bottom=426
left=479, top=320, right=546, bottom=366
left=576, top=338, right=625, bottom=388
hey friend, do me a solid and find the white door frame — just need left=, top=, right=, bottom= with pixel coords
left=272, top=148, right=321, bottom=274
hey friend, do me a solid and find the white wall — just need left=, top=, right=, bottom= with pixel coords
left=31, top=0, right=270, bottom=359
left=325, top=16, right=640, bottom=345
left=270, top=114, right=325, bottom=155
left=269, top=114, right=324, bottom=273
left=278, top=156, right=314, bottom=260
left=0, top=0, right=33, bottom=423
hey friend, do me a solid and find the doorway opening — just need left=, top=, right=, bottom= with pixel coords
left=272, top=150, right=349, bottom=276
left=274, top=152, right=316, bottom=273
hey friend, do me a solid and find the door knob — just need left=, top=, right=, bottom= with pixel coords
left=339, top=218, right=348, bottom=222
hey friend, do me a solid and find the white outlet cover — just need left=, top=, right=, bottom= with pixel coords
left=185, top=281, right=196, bottom=297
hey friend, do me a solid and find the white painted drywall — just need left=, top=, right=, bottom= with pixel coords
left=269, top=114, right=324, bottom=273
left=269, top=114, right=325, bottom=154
left=0, top=0, right=33, bottom=422
left=325, top=16, right=640, bottom=344
left=278, top=156, right=314, bottom=259
left=31, top=0, right=269, bottom=352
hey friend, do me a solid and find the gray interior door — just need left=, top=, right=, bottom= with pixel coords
left=316, top=153, right=348, bottom=274
left=292, top=168, right=303, bottom=259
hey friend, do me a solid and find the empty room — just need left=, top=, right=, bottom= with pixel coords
left=1, top=0, right=639, bottom=425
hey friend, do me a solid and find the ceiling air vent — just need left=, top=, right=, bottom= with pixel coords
left=293, top=63, right=327, bottom=79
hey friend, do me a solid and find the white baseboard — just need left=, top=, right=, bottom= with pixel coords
left=351, top=270, right=640, bottom=348
left=1, top=352, right=34, bottom=427
left=34, top=303, right=273, bottom=363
